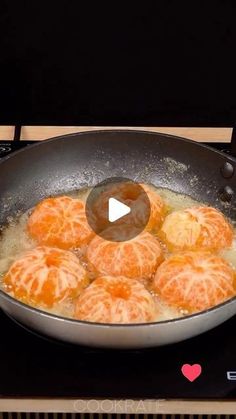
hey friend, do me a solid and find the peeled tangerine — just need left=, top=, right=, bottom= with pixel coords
left=28, top=196, right=94, bottom=250
left=159, top=206, right=233, bottom=251
left=153, top=251, right=236, bottom=313
left=74, top=276, right=156, bottom=323
left=3, top=246, right=88, bottom=308
left=86, top=226, right=163, bottom=280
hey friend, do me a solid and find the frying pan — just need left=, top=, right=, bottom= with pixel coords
left=0, top=129, right=235, bottom=349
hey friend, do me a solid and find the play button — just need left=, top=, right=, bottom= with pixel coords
left=108, top=198, right=131, bottom=222
left=85, top=177, right=151, bottom=241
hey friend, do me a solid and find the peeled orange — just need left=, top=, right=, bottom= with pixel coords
left=87, top=226, right=163, bottom=280
left=28, top=196, right=94, bottom=249
left=153, top=251, right=235, bottom=313
left=4, top=246, right=88, bottom=307
left=74, top=275, right=156, bottom=323
left=159, top=206, right=233, bottom=251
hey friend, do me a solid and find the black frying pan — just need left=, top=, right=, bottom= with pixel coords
left=0, top=130, right=235, bottom=348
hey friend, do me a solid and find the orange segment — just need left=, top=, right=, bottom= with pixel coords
left=153, top=251, right=235, bottom=313
left=159, top=206, right=233, bottom=251
left=74, top=275, right=157, bottom=323
left=28, top=196, right=94, bottom=249
left=86, top=226, right=163, bottom=280
left=4, top=246, right=88, bottom=308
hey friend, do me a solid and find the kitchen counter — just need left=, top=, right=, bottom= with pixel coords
left=0, top=126, right=233, bottom=142
left=0, top=398, right=236, bottom=414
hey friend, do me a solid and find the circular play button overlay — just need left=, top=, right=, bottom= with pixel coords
left=85, top=177, right=151, bottom=241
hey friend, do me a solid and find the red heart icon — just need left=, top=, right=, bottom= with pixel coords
left=181, top=364, right=202, bottom=382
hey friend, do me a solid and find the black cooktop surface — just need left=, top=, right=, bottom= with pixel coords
left=0, top=140, right=236, bottom=400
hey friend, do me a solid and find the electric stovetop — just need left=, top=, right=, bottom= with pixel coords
left=0, top=140, right=236, bottom=400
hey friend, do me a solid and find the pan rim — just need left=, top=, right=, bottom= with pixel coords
left=0, top=128, right=235, bottom=165
left=0, top=287, right=235, bottom=328
left=0, top=129, right=235, bottom=328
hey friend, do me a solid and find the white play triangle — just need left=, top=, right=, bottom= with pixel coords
left=108, top=197, right=131, bottom=222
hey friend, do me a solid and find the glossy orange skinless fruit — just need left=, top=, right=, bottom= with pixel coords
left=3, top=246, right=88, bottom=308
left=86, top=226, right=163, bottom=280
left=159, top=206, right=233, bottom=251
left=28, top=196, right=94, bottom=250
left=153, top=251, right=236, bottom=313
left=74, top=275, right=157, bottom=323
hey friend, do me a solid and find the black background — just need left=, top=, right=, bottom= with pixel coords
left=1, top=1, right=236, bottom=126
